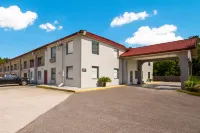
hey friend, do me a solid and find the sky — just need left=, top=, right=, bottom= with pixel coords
left=0, top=0, right=200, bottom=58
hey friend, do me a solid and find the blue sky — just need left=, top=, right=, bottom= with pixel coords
left=0, top=0, right=200, bottom=58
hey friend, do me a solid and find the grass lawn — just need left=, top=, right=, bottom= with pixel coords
left=177, top=89, right=200, bottom=97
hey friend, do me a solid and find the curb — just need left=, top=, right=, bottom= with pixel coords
left=177, top=89, right=200, bottom=97
left=36, top=85, right=127, bottom=93
left=36, top=85, right=76, bottom=93
left=75, top=85, right=127, bottom=93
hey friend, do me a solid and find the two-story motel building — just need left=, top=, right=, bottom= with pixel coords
left=0, top=30, right=198, bottom=89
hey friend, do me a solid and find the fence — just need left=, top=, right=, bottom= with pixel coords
left=153, top=76, right=180, bottom=82
left=153, top=76, right=200, bottom=82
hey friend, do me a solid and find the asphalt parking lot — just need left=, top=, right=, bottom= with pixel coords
left=0, top=85, right=72, bottom=133
left=17, top=86, right=200, bottom=133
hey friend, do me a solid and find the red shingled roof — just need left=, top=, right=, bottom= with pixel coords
left=120, top=38, right=198, bottom=57
left=85, top=31, right=127, bottom=50
left=1, top=30, right=126, bottom=64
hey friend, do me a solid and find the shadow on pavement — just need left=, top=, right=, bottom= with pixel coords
left=130, top=83, right=181, bottom=90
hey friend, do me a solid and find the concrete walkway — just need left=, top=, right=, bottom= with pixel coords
left=0, top=86, right=72, bottom=133
left=18, top=86, right=200, bottom=133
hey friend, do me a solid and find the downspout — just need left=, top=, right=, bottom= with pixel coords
left=62, top=43, right=65, bottom=86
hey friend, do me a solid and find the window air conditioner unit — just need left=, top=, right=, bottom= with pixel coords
left=49, top=58, right=56, bottom=63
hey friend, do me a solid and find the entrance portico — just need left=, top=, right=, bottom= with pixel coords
left=120, top=38, right=198, bottom=89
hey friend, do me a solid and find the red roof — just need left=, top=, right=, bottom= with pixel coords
left=120, top=38, right=198, bottom=57
left=85, top=32, right=127, bottom=50
left=2, top=30, right=126, bottom=64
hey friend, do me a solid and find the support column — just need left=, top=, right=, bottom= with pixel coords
left=178, top=51, right=190, bottom=89
left=2, top=63, right=5, bottom=75
left=189, top=61, right=192, bottom=76
left=137, top=61, right=144, bottom=84
left=33, top=52, right=38, bottom=84
left=19, top=59, right=22, bottom=76
left=9, top=62, right=11, bottom=74
left=121, top=58, right=128, bottom=84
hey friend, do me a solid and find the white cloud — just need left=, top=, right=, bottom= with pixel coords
left=58, top=26, right=63, bottom=30
left=0, top=5, right=37, bottom=30
left=153, top=10, right=158, bottom=15
left=110, top=11, right=149, bottom=27
left=125, top=24, right=183, bottom=46
left=39, top=23, right=56, bottom=32
left=54, top=20, right=59, bottom=24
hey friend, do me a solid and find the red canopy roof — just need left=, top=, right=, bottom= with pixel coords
left=120, top=38, right=198, bottom=57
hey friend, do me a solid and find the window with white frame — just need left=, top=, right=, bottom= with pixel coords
left=66, top=66, right=73, bottom=79
left=92, top=66, right=99, bottom=79
left=38, top=71, right=41, bottom=80
left=51, top=68, right=56, bottom=80
left=51, top=46, right=56, bottom=58
left=148, top=62, right=151, bottom=66
left=114, top=68, right=119, bottom=79
left=66, top=41, right=73, bottom=54
left=92, top=41, right=99, bottom=55
left=114, top=49, right=119, bottom=58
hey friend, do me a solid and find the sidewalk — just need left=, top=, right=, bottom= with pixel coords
left=36, top=84, right=126, bottom=93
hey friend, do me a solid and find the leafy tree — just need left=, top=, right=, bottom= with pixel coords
left=0, top=57, right=9, bottom=64
left=153, top=36, right=200, bottom=76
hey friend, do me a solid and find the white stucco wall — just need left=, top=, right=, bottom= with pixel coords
left=142, top=62, right=153, bottom=83
left=43, top=36, right=81, bottom=87
left=80, top=36, right=125, bottom=88
left=37, top=66, right=45, bottom=84
left=127, top=59, right=138, bottom=84
left=63, top=36, right=82, bottom=87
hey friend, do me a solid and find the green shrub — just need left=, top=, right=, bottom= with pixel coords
left=146, top=78, right=152, bottom=82
left=184, top=76, right=200, bottom=92
left=98, top=77, right=112, bottom=87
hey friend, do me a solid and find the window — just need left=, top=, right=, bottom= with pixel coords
left=38, top=71, right=41, bottom=80
left=66, top=41, right=73, bottom=54
left=92, top=66, right=99, bottom=79
left=114, top=49, right=119, bottom=58
left=14, top=64, right=17, bottom=70
left=24, top=61, right=27, bottom=69
left=0, top=68, right=2, bottom=72
left=11, top=65, right=13, bottom=71
left=148, top=62, right=151, bottom=66
left=92, top=41, right=99, bottom=55
left=51, top=46, right=56, bottom=58
left=4, top=67, right=6, bottom=71
left=66, top=66, right=73, bottom=79
left=51, top=68, right=56, bottom=80
left=114, top=68, right=119, bottom=79
left=148, top=72, right=151, bottom=79
left=38, top=57, right=43, bottom=66
left=30, top=59, right=34, bottom=68
left=7, top=66, right=9, bottom=71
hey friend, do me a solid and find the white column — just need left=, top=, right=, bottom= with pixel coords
left=34, top=52, right=38, bottom=84
left=177, top=51, right=190, bottom=90
left=137, top=61, right=144, bottom=84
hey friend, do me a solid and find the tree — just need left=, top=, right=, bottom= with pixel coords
left=0, top=57, right=9, bottom=64
left=153, top=36, right=200, bottom=76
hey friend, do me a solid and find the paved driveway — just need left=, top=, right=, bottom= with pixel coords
left=142, top=82, right=181, bottom=90
left=18, top=86, right=200, bottom=133
left=0, top=86, right=72, bottom=133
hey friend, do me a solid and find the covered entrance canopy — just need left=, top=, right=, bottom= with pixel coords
left=120, top=38, right=198, bottom=89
